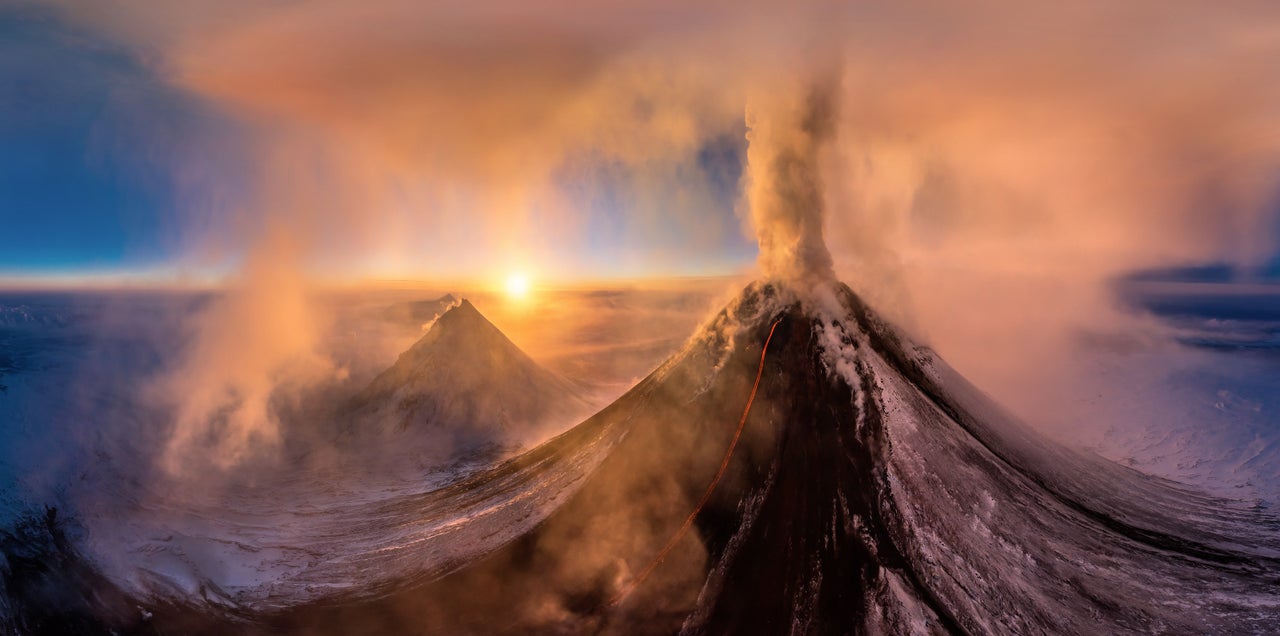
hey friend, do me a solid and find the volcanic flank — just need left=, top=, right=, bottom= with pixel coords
left=347, top=298, right=591, bottom=451
left=261, top=280, right=1280, bottom=635
left=3, top=282, right=1279, bottom=635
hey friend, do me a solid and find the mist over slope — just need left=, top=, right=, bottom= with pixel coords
left=0, top=293, right=606, bottom=625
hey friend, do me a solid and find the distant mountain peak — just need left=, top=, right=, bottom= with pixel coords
left=401, top=297, right=523, bottom=361
left=436, top=297, right=482, bottom=325
left=351, top=297, right=588, bottom=446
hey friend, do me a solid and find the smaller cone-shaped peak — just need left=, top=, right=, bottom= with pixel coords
left=352, top=298, right=587, bottom=443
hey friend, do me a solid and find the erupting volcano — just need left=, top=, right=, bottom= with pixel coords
left=267, top=281, right=1280, bottom=635
left=6, top=281, right=1277, bottom=634
left=5, top=3, right=1280, bottom=633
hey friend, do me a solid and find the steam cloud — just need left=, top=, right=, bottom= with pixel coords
left=745, top=77, right=839, bottom=286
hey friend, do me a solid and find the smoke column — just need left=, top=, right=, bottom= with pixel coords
left=744, top=78, right=839, bottom=286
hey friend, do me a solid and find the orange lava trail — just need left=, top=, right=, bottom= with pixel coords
left=608, top=318, right=783, bottom=609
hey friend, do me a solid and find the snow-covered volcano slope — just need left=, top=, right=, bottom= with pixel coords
left=261, top=280, right=1279, bottom=635
left=0, top=298, right=603, bottom=632
left=347, top=298, right=591, bottom=449
left=5, top=281, right=1278, bottom=634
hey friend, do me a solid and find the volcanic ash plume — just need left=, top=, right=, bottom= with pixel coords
left=744, top=78, right=839, bottom=287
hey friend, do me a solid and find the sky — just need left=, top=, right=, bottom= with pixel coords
left=5, top=1, right=1280, bottom=291
left=0, top=8, right=170, bottom=277
left=0, top=3, right=757, bottom=286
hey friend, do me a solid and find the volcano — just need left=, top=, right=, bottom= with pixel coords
left=4, top=282, right=1279, bottom=634
left=261, top=281, right=1280, bottom=634
left=347, top=298, right=591, bottom=449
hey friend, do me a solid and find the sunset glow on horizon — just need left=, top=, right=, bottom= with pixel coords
left=6, top=2, right=1280, bottom=295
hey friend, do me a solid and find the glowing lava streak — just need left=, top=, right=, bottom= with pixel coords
left=609, top=317, right=784, bottom=608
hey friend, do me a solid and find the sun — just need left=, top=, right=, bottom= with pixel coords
left=504, top=272, right=531, bottom=300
